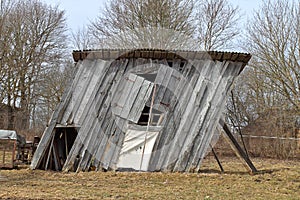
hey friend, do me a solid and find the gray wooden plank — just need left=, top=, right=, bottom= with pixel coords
left=93, top=113, right=116, bottom=170
left=132, top=58, right=151, bottom=71
left=73, top=59, right=111, bottom=124
left=56, top=61, right=85, bottom=123
left=94, top=118, right=119, bottom=170
left=60, top=59, right=94, bottom=125
left=77, top=59, right=115, bottom=125
left=99, top=117, right=126, bottom=170
left=112, top=73, right=137, bottom=116
left=127, top=80, right=154, bottom=123
left=67, top=59, right=98, bottom=125
left=79, top=60, right=129, bottom=171
left=159, top=69, right=182, bottom=112
left=80, top=105, right=117, bottom=171
left=160, top=60, right=215, bottom=171
left=175, top=60, right=239, bottom=171
left=187, top=62, right=244, bottom=171
left=75, top=111, right=104, bottom=172
left=63, top=108, right=97, bottom=171
left=110, top=58, right=132, bottom=95
left=147, top=63, right=195, bottom=171
left=173, top=61, right=229, bottom=171
left=148, top=83, right=191, bottom=169
left=145, top=64, right=167, bottom=108
left=149, top=60, right=205, bottom=170
left=94, top=59, right=127, bottom=114
left=120, top=75, right=144, bottom=119
left=108, top=130, right=126, bottom=170
left=89, top=60, right=130, bottom=170
left=91, top=112, right=115, bottom=170
left=152, top=66, right=173, bottom=112
left=63, top=59, right=126, bottom=171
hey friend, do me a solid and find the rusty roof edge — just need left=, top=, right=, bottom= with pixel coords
left=72, top=49, right=251, bottom=64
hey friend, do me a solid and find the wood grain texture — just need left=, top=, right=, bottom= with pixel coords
left=32, top=49, right=250, bottom=172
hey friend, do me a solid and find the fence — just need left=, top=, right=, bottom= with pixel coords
left=214, top=134, right=300, bottom=159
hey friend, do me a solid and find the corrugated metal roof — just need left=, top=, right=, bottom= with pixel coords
left=72, top=49, right=251, bottom=64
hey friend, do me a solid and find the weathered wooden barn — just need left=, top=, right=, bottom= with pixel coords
left=30, top=49, right=252, bottom=172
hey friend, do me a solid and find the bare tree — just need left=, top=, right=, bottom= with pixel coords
left=0, top=0, right=13, bottom=32
left=87, top=0, right=241, bottom=51
left=71, top=26, right=97, bottom=50
left=225, top=0, right=300, bottom=159
left=195, top=0, right=240, bottom=50
left=0, top=0, right=68, bottom=131
left=32, top=61, right=75, bottom=131
left=228, top=0, right=300, bottom=128
left=245, top=0, right=300, bottom=111
left=89, top=0, right=196, bottom=50
left=0, top=0, right=14, bottom=104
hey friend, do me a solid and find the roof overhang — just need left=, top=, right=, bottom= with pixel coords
left=72, top=49, right=251, bottom=74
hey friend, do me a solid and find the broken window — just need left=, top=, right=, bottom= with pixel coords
left=137, top=106, right=164, bottom=126
left=136, top=73, right=157, bottom=82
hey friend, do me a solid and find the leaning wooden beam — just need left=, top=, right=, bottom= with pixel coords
left=219, top=119, right=258, bottom=174
left=64, top=130, right=68, bottom=157
left=45, top=135, right=54, bottom=170
left=210, top=144, right=224, bottom=173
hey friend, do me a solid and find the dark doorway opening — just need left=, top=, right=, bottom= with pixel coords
left=40, top=127, right=78, bottom=171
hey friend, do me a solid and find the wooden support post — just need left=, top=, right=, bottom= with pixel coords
left=45, top=135, right=55, bottom=170
left=210, top=144, right=224, bottom=173
left=64, top=129, right=68, bottom=157
left=219, top=119, right=258, bottom=174
left=2, top=147, right=5, bottom=166
left=52, top=142, right=60, bottom=171
left=140, top=83, right=156, bottom=172
left=12, top=140, right=16, bottom=168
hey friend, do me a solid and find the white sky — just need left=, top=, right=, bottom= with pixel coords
left=46, top=0, right=262, bottom=32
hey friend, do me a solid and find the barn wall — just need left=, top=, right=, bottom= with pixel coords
left=31, top=50, right=249, bottom=172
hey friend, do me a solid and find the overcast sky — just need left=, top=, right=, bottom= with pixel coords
left=46, top=0, right=262, bottom=32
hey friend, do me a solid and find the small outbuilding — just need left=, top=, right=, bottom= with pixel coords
left=31, top=49, right=252, bottom=172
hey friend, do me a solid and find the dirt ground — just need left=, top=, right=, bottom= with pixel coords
left=0, top=156, right=299, bottom=200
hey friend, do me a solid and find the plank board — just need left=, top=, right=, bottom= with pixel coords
left=74, top=59, right=112, bottom=124
left=60, top=59, right=95, bottom=125
left=127, top=81, right=154, bottom=123
left=112, top=74, right=137, bottom=116
left=120, top=75, right=145, bottom=119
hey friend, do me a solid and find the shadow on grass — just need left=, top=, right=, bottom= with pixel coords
left=199, top=168, right=282, bottom=176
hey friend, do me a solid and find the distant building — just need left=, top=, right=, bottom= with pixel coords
left=0, top=104, right=29, bottom=131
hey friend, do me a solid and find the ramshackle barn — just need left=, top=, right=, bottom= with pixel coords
left=31, top=49, right=252, bottom=172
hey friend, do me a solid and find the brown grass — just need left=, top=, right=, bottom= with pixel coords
left=0, top=157, right=299, bottom=200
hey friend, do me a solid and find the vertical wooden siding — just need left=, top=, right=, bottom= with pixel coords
left=31, top=51, right=246, bottom=172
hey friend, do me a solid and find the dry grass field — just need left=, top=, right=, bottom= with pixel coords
left=0, top=156, right=299, bottom=200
